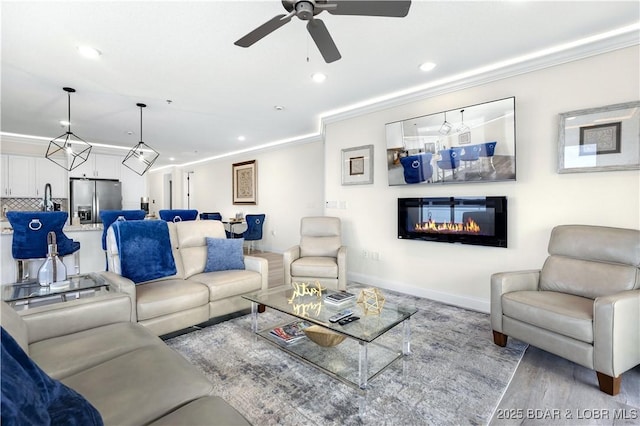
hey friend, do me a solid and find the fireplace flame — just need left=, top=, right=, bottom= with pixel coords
left=414, top=217, right=481, bottom=234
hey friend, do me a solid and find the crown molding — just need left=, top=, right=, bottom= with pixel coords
left=320, top=28, right=639, bottom=127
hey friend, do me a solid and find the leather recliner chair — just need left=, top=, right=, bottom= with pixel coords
left=283, top=216, right=347, bottom=291
left=491, top=224, right=640, bottom=395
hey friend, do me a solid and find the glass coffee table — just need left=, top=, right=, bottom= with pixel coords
left=243, top=283, right=418, bottom=389
left=2, top=273, right=110, bottom=310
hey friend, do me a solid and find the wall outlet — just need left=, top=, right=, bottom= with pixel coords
left=362, top=250, right=369, bottom=258
left=325, top=200, right=337, bottom=209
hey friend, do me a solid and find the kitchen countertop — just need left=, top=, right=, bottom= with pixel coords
left=1, top=223, right=103, bottom=235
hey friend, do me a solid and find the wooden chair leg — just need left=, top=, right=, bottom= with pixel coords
left=492, top=330, right=508, bottom=347
left=596, top=372, right=621, bottom=396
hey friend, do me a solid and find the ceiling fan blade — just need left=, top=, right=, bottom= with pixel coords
left=307, top=19, right=341, bottom=63
left=234, top=14, right=293, bottom=47
left=327, top=1, right=411, bottom=17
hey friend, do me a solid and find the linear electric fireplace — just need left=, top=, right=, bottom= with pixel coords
left=398, top=196, right=507, bottom=247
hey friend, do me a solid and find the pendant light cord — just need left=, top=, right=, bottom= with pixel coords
left=67, top=91, right=72, bottom=134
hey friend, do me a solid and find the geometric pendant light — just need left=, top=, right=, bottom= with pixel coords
left=46, top=87, right=92, bottom=171
left=122, top=103, right=160, bottom=176
left=439, top=110, right=452, bottom=135
left=457, top=108, right=471, bottom=144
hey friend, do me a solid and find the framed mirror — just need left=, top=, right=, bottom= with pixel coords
left=385, top=97, right=516, bottom=186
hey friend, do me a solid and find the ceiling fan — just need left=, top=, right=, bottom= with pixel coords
left=234, top=0, right=412, bottom=63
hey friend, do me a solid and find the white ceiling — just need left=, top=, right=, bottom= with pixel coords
left=1, top=1, right=638, bottom=169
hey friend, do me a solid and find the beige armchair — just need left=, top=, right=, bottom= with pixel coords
left=283, top=216, right=347, bottom=291
left=491, top=225, right=640, bottom=395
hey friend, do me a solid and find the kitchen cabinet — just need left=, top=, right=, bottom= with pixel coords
left=69, top=154, right=121, bottom=179
left=34, top=158, right=68, bottom=198
left=1, top=155, right=35, bottom=197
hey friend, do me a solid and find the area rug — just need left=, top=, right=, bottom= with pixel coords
left=165, top=290, right=527, bottom=425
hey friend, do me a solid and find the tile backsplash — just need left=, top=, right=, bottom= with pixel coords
left=1, top=198, right=68, bottom=218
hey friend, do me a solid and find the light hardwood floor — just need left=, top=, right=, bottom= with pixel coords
left=247, top=250, right=283, bottom=288
left=250, top=250, right=640, bottom=424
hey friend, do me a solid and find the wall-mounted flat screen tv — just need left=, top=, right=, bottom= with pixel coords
left=398, top=196, right=508, bottom=248
left=386, top=97, right=516, bottom=186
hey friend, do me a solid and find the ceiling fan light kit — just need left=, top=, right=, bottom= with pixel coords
left=46, top=87, right=93, bottom=172
left=122, top=103, right=160, bottom=176
left=235, top=0, right=412, bottom=63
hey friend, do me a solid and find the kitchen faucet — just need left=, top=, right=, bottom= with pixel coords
left=41, top=183, right=53, bottom=212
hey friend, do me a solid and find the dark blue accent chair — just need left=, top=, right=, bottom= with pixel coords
left=6, top=211, right=80, bottom=281
left=99, top=210, right=147, bottom=251
left=199, top=212, right=222, bottom=221
left=437, top=148, right=463, bottom=180
left=400, top=152, right=433, bottom=184
left=229, top=214, right=265, bottom=252
left=460, top=144, right=481, bottom=167
left=479, top=141, right=497, bottom=157
left=159, top=209, right=198, bottom=222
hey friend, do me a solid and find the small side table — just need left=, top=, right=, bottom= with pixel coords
left=2, top=273, right=110, bottom=311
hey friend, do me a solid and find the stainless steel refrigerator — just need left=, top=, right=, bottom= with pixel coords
left=70, top=179, right=122, bottom=224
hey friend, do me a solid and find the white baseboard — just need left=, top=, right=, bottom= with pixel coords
left=347, top=272, right=490, bottom=314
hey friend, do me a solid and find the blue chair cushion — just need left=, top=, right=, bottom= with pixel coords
left=6, top=211, right=79, bottom=259
left=111, top=221, right=177, bottom=284
left=204, top=238, right=245, bottom=272
left=0, top=327, right=104, bottom=426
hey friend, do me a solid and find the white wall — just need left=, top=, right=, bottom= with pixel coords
left=147, top=140, right=325, bottom=252
left=323, top=47, right=640, bottom=312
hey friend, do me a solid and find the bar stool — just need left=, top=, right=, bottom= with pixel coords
left=99, top=210, right=146, bottom=270
left=159, top=209, right=198, bottom=222
left=6, top=211, right=81, bottom=282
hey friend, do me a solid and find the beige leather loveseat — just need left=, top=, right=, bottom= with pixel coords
left=491, top=224, right=640, bottom=395
left=100, top=220, right=268, bottom=336
left=1, top=294, right=250, bottom=425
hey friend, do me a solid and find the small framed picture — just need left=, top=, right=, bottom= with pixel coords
left=232, top=160, right=257, bottom=205
left=558, top=101, right=640, bottom=173
left=342, top=145, right=373, bottom=185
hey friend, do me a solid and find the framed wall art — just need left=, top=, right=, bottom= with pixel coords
left=232, top=160, right=257, bottom=205
left=385, top=97, right=516, bottom=186
left=558, top=101, right=640, bottom=173
left=342, top=144, right=373, bottom=185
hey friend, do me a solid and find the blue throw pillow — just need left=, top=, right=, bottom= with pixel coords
left=204, top=238, right=245, bottom=272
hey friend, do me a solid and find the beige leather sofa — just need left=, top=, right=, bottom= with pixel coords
left=491, top=224, right=640, bottom=395
left=101, top=220, right=268, bottom=336
left=1, top=295, right=250, bottom=425
left=283, top=216, right=347, bottom=291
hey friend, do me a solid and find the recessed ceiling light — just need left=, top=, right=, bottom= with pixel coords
left=169, top=157, right=175, bottom=161
left=274, top=105, right=285, bottom=111
left=59, top=120, right=70, bottom=126
left=238, top=136, right=246, bottom=141
left=311, top=72, right=327, bottom=83
left=419, top=62, right=436, bottom=72
left=77, top=45, right=102, bottom=59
